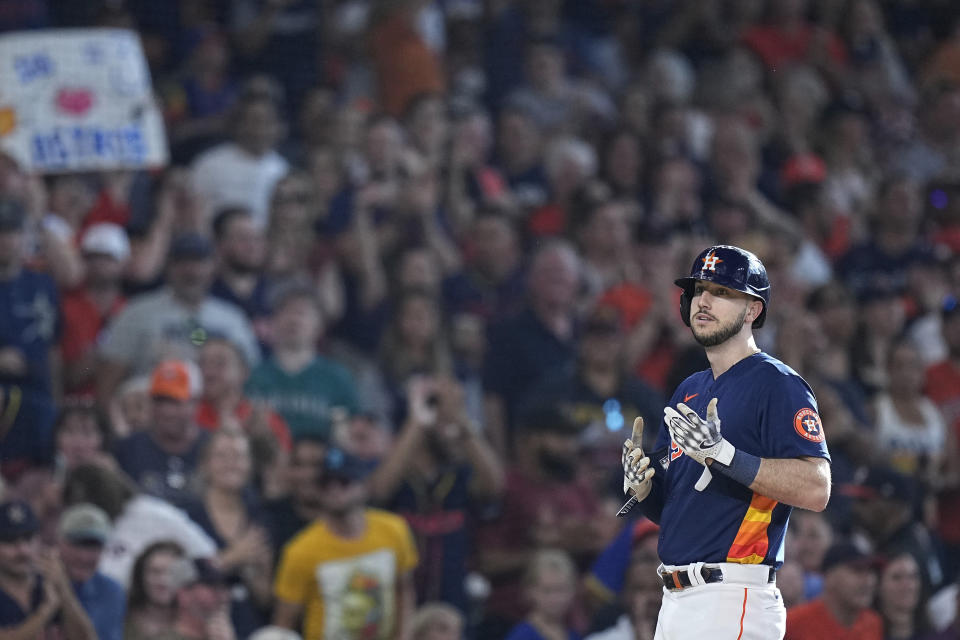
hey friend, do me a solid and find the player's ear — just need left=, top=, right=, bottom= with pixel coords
left=746, top=299, right=762, bottom=324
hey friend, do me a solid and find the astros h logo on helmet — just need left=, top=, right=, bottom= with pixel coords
left=701, top=251, right=723, bottom=272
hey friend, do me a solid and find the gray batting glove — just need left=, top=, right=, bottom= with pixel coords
left=664, top=398, right=735, bottom=467
left=622, top=416, right=654, bottom=501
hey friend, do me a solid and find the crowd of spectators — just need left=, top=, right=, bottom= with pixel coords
left=1, top=0, right=960, bottom=638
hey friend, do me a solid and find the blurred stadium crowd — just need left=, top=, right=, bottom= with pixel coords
left=1, top=0, right=960, bottom=638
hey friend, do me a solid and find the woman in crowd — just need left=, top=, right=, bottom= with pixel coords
left=875, top=552, right=930, bottom=640
left=872, top=339, right=958, bottom=496
left=505, top=549, right=582, bottom=640
left=53, top=402, right=116, bottom=473
left=124, top=541, right=186, bottom=640
left=184, top=429, right=274, bottom=639
left=379, top=288, right=454, bottom=425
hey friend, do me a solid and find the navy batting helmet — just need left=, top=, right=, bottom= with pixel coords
left=675, top=245, right=770, bottom=328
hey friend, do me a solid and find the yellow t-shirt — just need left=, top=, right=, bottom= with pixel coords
left=274, top=509, right=419, bottom=640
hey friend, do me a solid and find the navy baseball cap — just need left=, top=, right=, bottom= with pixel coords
left=863, top=467, right=916, bottom=502
left=168, top=233, right=214, bottom=260
left=0, top=198, right=26, bottom=232
left=0, top=500, right=39, bottom=541
left=321, top=447, right=370, bottom=483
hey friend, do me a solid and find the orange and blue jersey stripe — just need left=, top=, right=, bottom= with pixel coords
left=727, top=493, right=778, bottom=564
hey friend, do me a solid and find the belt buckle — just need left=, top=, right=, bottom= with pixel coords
left=668, top=569, right=684, bottom=591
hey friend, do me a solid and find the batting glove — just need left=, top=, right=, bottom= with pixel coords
left=622, top=416, right=655, bottom=501
left=663, top=398, right=736, bottom=467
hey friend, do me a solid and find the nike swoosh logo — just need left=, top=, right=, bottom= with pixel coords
left=684, top=393, right=699, bottom=402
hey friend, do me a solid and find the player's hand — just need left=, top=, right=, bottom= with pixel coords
left=664, top=398, right=735, bottom=467
left=622, top=417, right=655, bottom=501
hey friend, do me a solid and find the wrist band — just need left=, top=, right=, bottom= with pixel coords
left=713, top=448, right=761, bottom=487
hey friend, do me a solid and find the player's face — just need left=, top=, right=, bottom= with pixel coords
left=689, top=281, right=756, bottom=347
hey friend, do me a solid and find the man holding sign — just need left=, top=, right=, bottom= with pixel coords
left=620, top=245, right=831, bottom=640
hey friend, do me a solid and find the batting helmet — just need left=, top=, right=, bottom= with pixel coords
left=674, top=245, right=770, bottom=328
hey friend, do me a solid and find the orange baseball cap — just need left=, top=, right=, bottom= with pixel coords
left=150, top=360, right=201, bottom=401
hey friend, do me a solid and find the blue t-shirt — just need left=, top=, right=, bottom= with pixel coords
left=387, top=465, right=475, bottom=611
left=641, top=353, right=830, bottom=568
left=504, top=621, right=581, bottom=640
left=0, top=269, right=61, bottom=464
left=0, top=575, right=45, bottom=628
left=114, top=431, right=208, bottom=506
left=482, top=307, right=577, bottom=431
left=73, top=572, right=125, bottom=640
left=0, top=269, right=60, bottom=392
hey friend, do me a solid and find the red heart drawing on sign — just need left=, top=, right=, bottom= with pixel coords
left=56, top=88, right=94, bottom=116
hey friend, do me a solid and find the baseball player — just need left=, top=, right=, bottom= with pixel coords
left=620, top=245, right=831, bottom=640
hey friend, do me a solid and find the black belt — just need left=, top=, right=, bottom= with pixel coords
left=660, top=566, right=776, bottom=591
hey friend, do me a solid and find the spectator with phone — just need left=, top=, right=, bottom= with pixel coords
left=368, top=375, right=504, bottom=610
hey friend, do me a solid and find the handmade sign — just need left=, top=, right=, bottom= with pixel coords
left=0, top=29, right=168, bottom=172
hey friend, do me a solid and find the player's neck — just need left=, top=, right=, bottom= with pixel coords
left=705, top=333, right=761, bottom=379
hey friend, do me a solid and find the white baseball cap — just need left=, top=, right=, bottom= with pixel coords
left=80, top=223, right=130, bottom=262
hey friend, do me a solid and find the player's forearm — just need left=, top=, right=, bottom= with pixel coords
left=742, top=456, right=831, bottom=512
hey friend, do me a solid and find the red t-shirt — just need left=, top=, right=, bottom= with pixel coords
left=60, top=289, right=126, bottom=397
left=195, top=399, right=293, bottom=452
left=81, top=189, right=130, bottom=233
left=477, top=468, right=602, bottom=623
left=925, top=360, right=960, bottom=408
left=785, top=599, right=883, bottom=640
left=742, top=25, right=847, bottom=70
left=925, top=359, right=960, bottom=542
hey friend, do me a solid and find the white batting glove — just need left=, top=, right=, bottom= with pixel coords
left=622, top=416, right=655, bottom=501
left=663, top=398, right=735, bottom=467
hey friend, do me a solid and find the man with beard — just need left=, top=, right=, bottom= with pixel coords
left=619, top=245, right=831, bottom=640
left=475, top=406, right=617, bottom=639
left=0, top=500, right=97, bottom=640
left=209, top=208, right=272, bottom=331
left=272, top=447, right=419, bottom=640
left=96, top=232, right=260, bottom=407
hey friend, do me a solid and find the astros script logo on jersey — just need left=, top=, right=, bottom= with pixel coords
left=793, top=408, right=824, bottom=443
left=701, top=251, right=723, bottom=271
left=670, top=440, right=683, bottom=461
